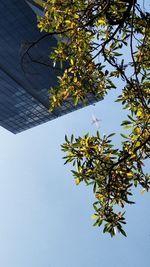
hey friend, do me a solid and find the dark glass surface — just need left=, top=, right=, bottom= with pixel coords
left=0, top=0, right=98, bottom=134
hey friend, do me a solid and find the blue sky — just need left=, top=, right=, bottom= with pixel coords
left=0, top=87, right=149, bottom=267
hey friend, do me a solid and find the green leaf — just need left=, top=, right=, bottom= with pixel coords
left=119, top=228, right=127, bottom=237
left=121, top=120, right=132, bottom=126
left=65, top=135, right=68, bottom=143
left=107, top=133, right=115, bottom=138
left=71, top=134, right=74, bottom=143
left=93, top=182, right=97, bottom=193
left=97, top=131, right=100, bottom=138
left=120, top=133, right=129, bottom=139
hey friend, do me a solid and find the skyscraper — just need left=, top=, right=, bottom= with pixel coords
left=0, top=0, right=97, bottom=134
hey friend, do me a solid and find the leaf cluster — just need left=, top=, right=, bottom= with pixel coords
left=35, top=0, right=150, bottom=236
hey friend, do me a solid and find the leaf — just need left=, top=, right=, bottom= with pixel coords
left=97, top=131, right=100, bottom=138
left=33, top=0, right=44, bottom=7
left=73, top=97, right=79, bottom=106
left=141, top=189, right=147, bottom=195
left=97, top=18, right=106, bottom=26
left=120, top=133, right=129, bottom=139
left=137, top=110, right=143, bottom=117
left=107, top=133, right=115, bottom=138
left=93, top=182, right=97, bottom=193
left=127, top=172, right=134, bottom=177
left=127, top=115, right=135, bottom=122
left=65, top=135, right=69, bottom=143
left=70, top=58, right=74, bottom=65
left=121, top=120, right=132, bottom=126
left=119, top=227, right=127, bottom=237
left=75, top=178, right=80, bottom=185
left=91, top=214, right=98, bottom=219
left=71, top=134, right=74, bottom=143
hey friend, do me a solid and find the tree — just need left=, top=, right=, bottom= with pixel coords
left=35, top=0, right=150, bottom=236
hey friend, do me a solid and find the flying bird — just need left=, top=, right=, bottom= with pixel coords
left=91, top=114, right=101, bottom=128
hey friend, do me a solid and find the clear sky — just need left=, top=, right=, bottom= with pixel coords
left=0, top=87, right=149, bottom=267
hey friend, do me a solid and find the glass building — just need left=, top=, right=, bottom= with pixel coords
left=0, top=0, right=98, bottom=134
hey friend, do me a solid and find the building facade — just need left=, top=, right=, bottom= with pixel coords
left=0, top=0, right=97, bottom=134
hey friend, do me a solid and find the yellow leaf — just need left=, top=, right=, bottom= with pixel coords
left=127, top=172, right=134, bottom=177
left=71, top=22, right=76, bottom=28
left=141, top=189, right=146, bottom=195
left=70, top=58, right=74, bottom=65
left=75, top=178, right=80, bottom=185
left=137, top=110, right=143, bottom=117
left=95, top=193, right=104, bottom=201
left=33, top=0, right=44, bottom=7
left=134, top=127, right=141, bottom=134
left=95, top=194, right=100, bottom=200
left=66, top=20, right=71, bottom=25
left=53, top=96, right=57, bottom=102
left=130, top=154, right=136, bottom=159
left=91, top=214, right=98, bottom=220
left=97, top=18, right=106, bottom=26
left=73, top=77, right=77, bottom=83
left=74, top=14, right=79, bottom=19
left=135, top=141, right=141, bottom=147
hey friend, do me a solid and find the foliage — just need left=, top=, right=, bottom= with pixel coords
left=35, top=0, right=150, bottom=237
